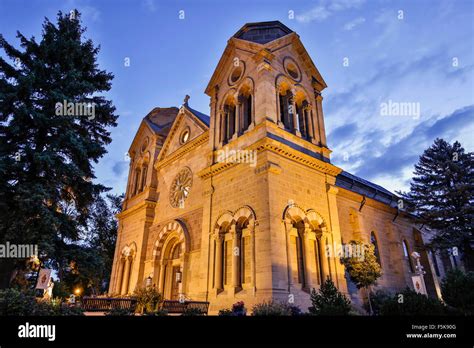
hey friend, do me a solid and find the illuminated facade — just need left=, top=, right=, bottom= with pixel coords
left=109, top=21, right=443, bottom=313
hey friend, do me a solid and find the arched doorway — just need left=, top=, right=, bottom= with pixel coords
left=153, top=220, right=190, bottom=301
left=161, top=239, right=182, bottom=300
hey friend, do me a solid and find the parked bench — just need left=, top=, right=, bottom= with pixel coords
left=160, top=300, right=209, bottom=315
left=81, top=297, right=137, bottom=312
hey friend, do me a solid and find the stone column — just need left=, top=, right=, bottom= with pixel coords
left=305, top=104, right=315, bottom=141
left=232, top=226, right=242, bottom=289
left=115, top=258, right=124, bottom=294
left=318, top=234, right=330, bottom=282
left=303, top=226, right=313, bottom=289
left=215, top=234, right=224, bottom=290
left=289, top=92, right=301, bottom=136
left=121, top=256, right=132, bottom=295
left=234, top=95, right=243, bottom=137
left=315, top=93, right=327, bottom=147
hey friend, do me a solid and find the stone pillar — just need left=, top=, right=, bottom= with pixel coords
left=215, top=234, right=224, bottom=290
left=115, top=258, right=124, bottom=294
left=232, top=226, right=242, bottom=289
left=121, top=256, right=132, bottom=295
left=318, top=234, right=330, bottom=282
left=254, top=51, right=276, bottom=124
left=235, top=95, right=243, bottom=137
left=289, top=91, right=301, bottom=136
left=305, top=105, right=315, bottom=142
left=315, top=93, right=327, bottom=147
left=303, top=227, right=313, bottom=289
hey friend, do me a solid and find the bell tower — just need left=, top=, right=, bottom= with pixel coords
left=205, top=21, right=329, bottom=157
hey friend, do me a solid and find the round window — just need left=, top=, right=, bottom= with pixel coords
left=228, top=61, right=245, bottom=85
left=284, top=58, right=301, bottom=81
left=180, top=128, right=190, bottom=144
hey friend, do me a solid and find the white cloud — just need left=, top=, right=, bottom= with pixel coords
left=296, top=0, right=365, bottom=23
left=343, top=16, right=366, bottom=30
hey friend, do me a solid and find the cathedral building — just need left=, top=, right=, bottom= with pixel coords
left=109, top=21, right=442, bottom=313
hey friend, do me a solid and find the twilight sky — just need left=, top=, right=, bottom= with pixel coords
left=1, top=0, right=473, bottom=195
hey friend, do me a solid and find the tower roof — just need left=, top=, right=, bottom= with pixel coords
left=233, top=21, right=293, bottom=44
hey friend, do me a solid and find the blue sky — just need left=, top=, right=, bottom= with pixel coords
left=1, top=0, right=473, bottom=195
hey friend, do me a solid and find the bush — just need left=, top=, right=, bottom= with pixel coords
left=379, top=288, right=447, bottom=315
left=0, top=288, right=84, bottom=316
left=441, top=270, right=474, bottom=315
left=218, top=308, right=234, bottom=316
left=309, top=278, right=351, bottom=316
left=145, top=309, right=168, bottom=316
left=181, top=307, right=205, bottom=316
left=0, top=288, right=41, bottom=315
left=133, top=286, right=162, bottom=314
left=366, top=290, right=392, bottom=316
left=251, top=301, right=300, bottom=316
left=105, top=307, right=135, bottom=316
left=218, top=301, right=247, bottom=316
left=56, top=304, right=85, bottom=316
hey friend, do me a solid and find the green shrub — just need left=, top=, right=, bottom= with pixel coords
left=57, top=304, right=85, bottom=316
left=105, top=307, right=135, bottom=316
left=181, top=307, right=205, bottom=316
left=145, top=309, right=168, bottom=316
left=441, top=270, right=474, bottom=315
left=251, top=301, right=299, bottom=316
left=366, top=289, right=392, bottom=316
left=309, top=278, right=352, bottom=315
left=133, top=286, right=162, bottom=314
left=218, top=301, right=247, bottom=316
left=218, top=308, right=234, bottom=316
left=0, top=288, right=40, bottom=315
left=0, top=288, right=84, bottom=316
left=379, top=288, right=447, bottom=315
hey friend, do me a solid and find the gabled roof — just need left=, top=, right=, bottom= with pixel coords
left=205, top=20, right=327, bottom=95
left=185, top=105, right=210, bottom=126
left=233, top=21, right=293, bottom=44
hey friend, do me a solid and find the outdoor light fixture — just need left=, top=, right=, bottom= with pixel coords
left=146, top=275, right=152, bottom=287
left=176, top=271, right=182, bottom=283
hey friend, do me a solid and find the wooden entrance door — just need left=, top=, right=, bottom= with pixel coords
left=170, top=266, right=180, bottom=300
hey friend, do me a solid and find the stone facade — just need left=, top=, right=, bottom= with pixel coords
left=109, top=21, right=441, bottom=313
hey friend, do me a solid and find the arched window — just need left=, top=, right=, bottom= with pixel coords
left=221, top=102, right=236, bottom=144
left=296, top=100, right=310, bottom=139
left=402, top=240, right=414, bottom=273
left=279, top=90, right=293, bottom=131
left=290, top=222, right=307, bottom=289
left=133, top=168, right=141, bottom=195
left=370, top=232, right=381, bottom=265
left=139, top=164, right=147, bottom=192
left=241, top=94, right=252, bottom=132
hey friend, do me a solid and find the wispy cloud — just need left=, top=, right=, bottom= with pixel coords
left=296, top=0, right=365, bottom=23
left=143, top=0, right=157, bottom=13
left=343, top=17, right=366, bottom=30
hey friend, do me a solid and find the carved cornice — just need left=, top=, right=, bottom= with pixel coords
left=155, top=132, right=209, bottom=170
left=117, top=199, right=157, bottom=220
left=198, top=134, right=341, bottom=180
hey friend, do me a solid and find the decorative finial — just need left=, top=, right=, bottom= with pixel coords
left=184, top=95, right=190, bottom=105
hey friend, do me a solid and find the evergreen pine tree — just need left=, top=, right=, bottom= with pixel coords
left=0, top=10, right=118, bottom=287
left=309, top=277, right=351, bottom=315
left=399, top=138, right=474, bottom=270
